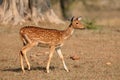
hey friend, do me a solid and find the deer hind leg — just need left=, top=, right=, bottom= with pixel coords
left=20, top=42, right=38, bottom=72
left=56, top=48, right=69, bottom=72
left=21, top=34, right=32, bottom=46
left=20, top=51, right=25, bottom=73
left=46, top=46, right=55, bottom=73
left=22, top=38, right=27, bottom=46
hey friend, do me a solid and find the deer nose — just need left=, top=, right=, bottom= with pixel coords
left=81, top=25, right=86, bottom=29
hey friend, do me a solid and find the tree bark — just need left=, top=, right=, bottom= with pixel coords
left=60, top=0, right=74, bottom=18
left=0, top=0, right=64, bottom=25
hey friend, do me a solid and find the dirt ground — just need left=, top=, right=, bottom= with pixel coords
left=0, top=18, right=120, bottom=80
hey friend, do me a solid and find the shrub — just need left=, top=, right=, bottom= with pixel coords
left=82, top=19, right=102, bottom=30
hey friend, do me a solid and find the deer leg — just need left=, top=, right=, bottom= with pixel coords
left=20, top=42, right=37, bottom=72
left=23, top=34, right=32, bottom=46
left=22, top=39, right=27, bottom=46
left=56, top=48, right=69, bottom=72
left=46, top=46, right=55, bottom=73
left=20, top=51, right=25, bottom=73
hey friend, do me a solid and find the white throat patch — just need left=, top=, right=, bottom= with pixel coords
left=71, top=29, right=74, bottom=35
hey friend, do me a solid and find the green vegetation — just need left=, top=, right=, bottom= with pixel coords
left=82, top=19, right=102, bottom=30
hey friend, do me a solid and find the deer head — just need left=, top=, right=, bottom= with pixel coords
left=70, top=16, right=85, bottom=29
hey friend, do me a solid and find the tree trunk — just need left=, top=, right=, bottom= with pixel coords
left=60, top=0, right=74, bottom=18
left=0, top=0, right=64, bottom=25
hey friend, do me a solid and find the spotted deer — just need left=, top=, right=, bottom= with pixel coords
left=19, top=16, right=85, bottom=73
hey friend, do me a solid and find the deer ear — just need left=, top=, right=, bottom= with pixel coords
left=68, top=16, right=75, bottom=22
left=77, top=16, right=82, bottom=21
left=70, top=16, right=75, bottom=22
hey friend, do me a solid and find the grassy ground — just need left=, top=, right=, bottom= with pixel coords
left=0, top=16, right=120, bottom=80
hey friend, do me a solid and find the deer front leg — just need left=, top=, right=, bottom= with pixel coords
left=56, top=48, right=69, bottom=72
left=46, top=46, right=55, bottom=73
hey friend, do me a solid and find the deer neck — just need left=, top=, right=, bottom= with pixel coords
left=63, top=24, right=74, bottom=39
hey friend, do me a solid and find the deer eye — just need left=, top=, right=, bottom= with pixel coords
left=76, top=23, right=78, bottom=24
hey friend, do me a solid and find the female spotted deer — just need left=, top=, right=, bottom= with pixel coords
left=19, top=16, right=85, bottom=73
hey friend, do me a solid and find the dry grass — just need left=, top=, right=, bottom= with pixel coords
left=0, top=16, right=120, bottom=80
